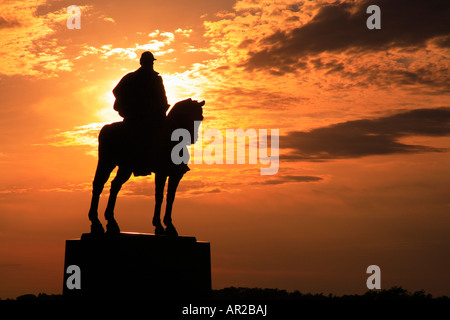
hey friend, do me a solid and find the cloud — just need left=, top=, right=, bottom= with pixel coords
left=304, top=53, right=450, bottom=93
left=199, top=0, right=449, bottom=98
left=244, top=0, right=450, bottom=72
left=41, top=123, right=105, bottom=157
left=0, top=16, right=22, bottom=29
left=0, top=187, right=32, bottom=195
left=120, top=178, right=219, bottom=198
left=44, top=123, right=104, bottom=147
left=175, top=28, right=193, bottom=37
left=282, top=107, right=450, bottom=161
left=77, top=30, right=177, bottom=61
left=100, top=15, right=115, bottom=24
left=0, top=1, right=81, bottom=76
left=254, top=175, right=323, bottom=185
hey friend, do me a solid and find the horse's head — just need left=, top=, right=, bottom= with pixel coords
left=167, top=98, right=205, bottom=144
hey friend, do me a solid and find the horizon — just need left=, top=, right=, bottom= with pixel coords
left=5, top=285, right=450, bottom=301
left=1, top=0, right=449, bottom=300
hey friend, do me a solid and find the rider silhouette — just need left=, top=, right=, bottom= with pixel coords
left=112, top=51, right=170, bottom=176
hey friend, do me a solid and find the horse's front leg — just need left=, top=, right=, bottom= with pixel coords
left=88, top=160, right=115, bottom=234
left=153, top=172, right=167, bottom=235
left=163, top=173, right=183, bottom=236
left=104, top=166, right=132, bottom=234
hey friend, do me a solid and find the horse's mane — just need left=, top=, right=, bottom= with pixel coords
left=167, top=98, right=204, bottom=123
left=165, top=98, right=204, bottom=145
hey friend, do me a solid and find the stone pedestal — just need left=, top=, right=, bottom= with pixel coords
left=63, top=232, right=211, bottom=299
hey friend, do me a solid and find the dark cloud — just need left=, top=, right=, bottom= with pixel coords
left=190, top=188, right=221, bottom=195
left=121, top=179, right=220, bottom=197
left=244, top=0, right=450, bottom=72
left=384, top=68, right=450, bottom=90
left=286, top=3, right=303, bottom=13
left=204, top=86, right=304, bottom=110
left=435, top=35, right=450, bottom=47
left=0, top=16, right=21, bottom=29
left=254, top=175, right=323, bottom=185
left=307, top=58, right=450, bottom=92
left=238, top=39, right=255, bottom=49
left=282, top=107, right=450, bottom=161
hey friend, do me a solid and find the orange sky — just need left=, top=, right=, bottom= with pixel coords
left=1, top=0, right=449, bottom=299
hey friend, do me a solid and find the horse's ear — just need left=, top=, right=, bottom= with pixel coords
left=196, top=100, right=205, bottom=120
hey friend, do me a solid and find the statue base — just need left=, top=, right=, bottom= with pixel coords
left=63, top=232, right=211, bottom=299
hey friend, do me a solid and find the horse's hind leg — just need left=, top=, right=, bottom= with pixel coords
left=104, top=165, right=132, bottom=234
left=88, top=160, right=115, bottom=234
left=153, top=173, right=167, bottom=235
left=163, top=173, right=183, bottom=236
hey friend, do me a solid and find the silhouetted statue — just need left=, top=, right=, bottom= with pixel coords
left=87, top=52, right=205, bottom=236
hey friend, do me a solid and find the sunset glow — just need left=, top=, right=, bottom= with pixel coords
left=0, top=0, right=449, bottom=299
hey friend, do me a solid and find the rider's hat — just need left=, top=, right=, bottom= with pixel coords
left=140, top=51, right=156, bottom=66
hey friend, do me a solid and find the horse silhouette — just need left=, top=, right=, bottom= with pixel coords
left=88, top=98, right=205, bottom=236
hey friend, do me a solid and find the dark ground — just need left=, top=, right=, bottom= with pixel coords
left=2, top=287, right=448, bottom=318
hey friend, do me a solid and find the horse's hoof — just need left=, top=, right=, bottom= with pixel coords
left=106, top=219, right=120, bottom=235
left=90, top=219, right=105, bottom=235
left=165, top=224, right=178, bottom=237
left=154, top=225, right=165, bottom=236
